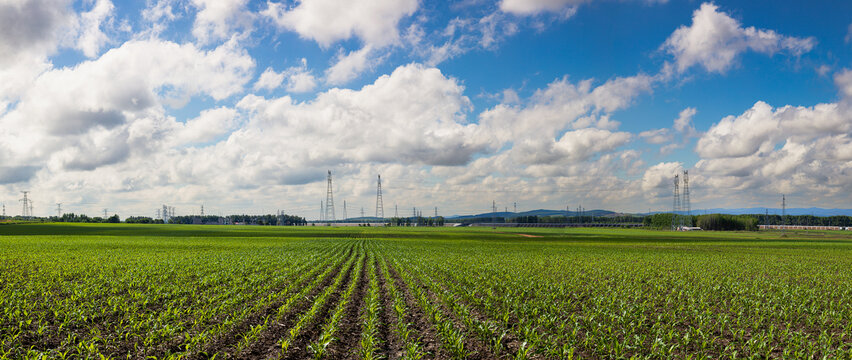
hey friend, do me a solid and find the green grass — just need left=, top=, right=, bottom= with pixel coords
left=1, top=223, right=851, bottom=359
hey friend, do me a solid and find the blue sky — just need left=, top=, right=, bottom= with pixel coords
left=0, top=0, right=850, bottom=219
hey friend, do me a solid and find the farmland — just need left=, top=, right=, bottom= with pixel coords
left=1, top=224, right=852, bottom=359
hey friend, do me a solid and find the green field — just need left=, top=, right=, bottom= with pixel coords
left=1, top=224, right=851, bottom=359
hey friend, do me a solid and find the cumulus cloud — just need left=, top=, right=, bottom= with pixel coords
left=0, top=39, right=254, bottom=174
left=695, top=101, right=847, bottom=159
left=75, top=0, right=114, bottom=57
left=663, top=2, right=815, bottom=73
left=835, top=68, right=852, bottom=100
left=191, top=0, right=253, bottom=45
left=673, top=107, right=697, bottom=135
left=254, top=61, right=319, bottom=93
left=499, top=0, right=585, bottom=16
left=262, top=0, right=417, bottom=48
left=477, top=73, right=654, bottom=147
left=173, top=107, right=239, bottom=145
left=639, top=128, right=672, bottom=144
left=175, top=64, right=483, bottom=189
left=325, top=46, right=374, bottom=85
left=499, top=0, right=667, bottom=16
left=0, top=0, right=75, bottom=64
left=0, top=0, right=75, bottom=105
left=641, top=161, right=682, bottom=196
left=691, top=90, right=852, bottom=201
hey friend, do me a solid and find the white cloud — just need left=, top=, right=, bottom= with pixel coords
left=477, top=73, right=654, bottom=147
left=75, top=0, right=114, bottom=57
left=835, top=68, right=852, bottom=100
left=641, top=161, right=682, bottom=195
left=0, top=39, right=254, bottom=176
left=0, top=0, right=75, bottom=65
left=553, top=128, right=632, bottom=161
left=283, top=58, right=317, bottom=92
left=325, top=46, right=374, bottom=85
left=499, top=0, right=667, bottom=16
left=499, top=0, right=585, bottom=16
left=639, top=128, right=672, bottom=144
left=663, top=2, right=815, bottom=73
left=262, top=0, right=418, bottom=48
left=253, top=67, right=286, bottom=91
left=191, top=0, right=253, bottom=45
left=846, top=23, right=852, bottom=44
left=673, top=107, right=697, bottom=135
left=173, top=107, right=239, bottom=145
left=159, top=63, right=484, bottom=196
left=695, top=101, right=847, bottom=159
left=254, top=59, right=318, bottom=93
left=0, top=0, right=75, bottom=105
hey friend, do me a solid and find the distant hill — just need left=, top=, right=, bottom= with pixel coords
left=447, top=209, right=616, bottom=220
left=692, top=207, right=852, bottom=217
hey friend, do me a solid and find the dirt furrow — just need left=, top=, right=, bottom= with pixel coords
left=276, top=252, right=360, bottom=359
left=324, top=251, right=369, bottom=358
left=222, top=246, right=355, bottom=359
left=190, top=247, right=348, bottom=359
left=384, top=259, right=448, bottom=359
left=374, top=257, right=395, bottom=360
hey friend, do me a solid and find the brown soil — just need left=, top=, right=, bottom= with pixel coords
left=324, top=253, right=369, bottom=358
left=276, top=254, right=358, bottom=359
left=374, top=258, right=396, bottom=359
left=384, top=259, right=448, bottom=359
left=217, top=249, right=353, bottom=359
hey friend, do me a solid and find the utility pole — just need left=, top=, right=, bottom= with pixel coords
left=514, top=202, right=517, bottom=213
left=375, top=174, right=384, bottom=218
left=200, top=205, right=204, bottom=216
left=320, top=201, right=324, bottom=222
left=56, top=203, right=62, bottom=217
left=343, top=200, right=347, bottom=220
left=434, top=207, right=438, bottom=218
left=104, top=209, right=108, bottom=218
left=1, top=203, right=5, bottom=218
left=394, top=204, right=398, bottom=218
left=361, top=207, right=365, bottom=218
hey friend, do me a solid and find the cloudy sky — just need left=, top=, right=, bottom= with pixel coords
left=0, top=0, right=850, bottom=219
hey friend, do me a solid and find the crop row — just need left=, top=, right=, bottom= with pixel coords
left=3, top=232, right=852, bottom=359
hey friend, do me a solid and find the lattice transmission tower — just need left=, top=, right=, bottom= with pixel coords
left=683, top=170, right=691, bottom=226
left=325, top=170, right=335, bottom=222
left=375, top=174, right=384, bottom=218
left=19, top=191, right=30, bottom=218
left=672, top=174, right=681, bottom=231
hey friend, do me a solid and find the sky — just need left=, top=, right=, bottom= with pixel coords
left=0, top=0, right=851, bottom=219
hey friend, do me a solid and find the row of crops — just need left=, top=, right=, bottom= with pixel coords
left=1, top=225, right=852, bottom=358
